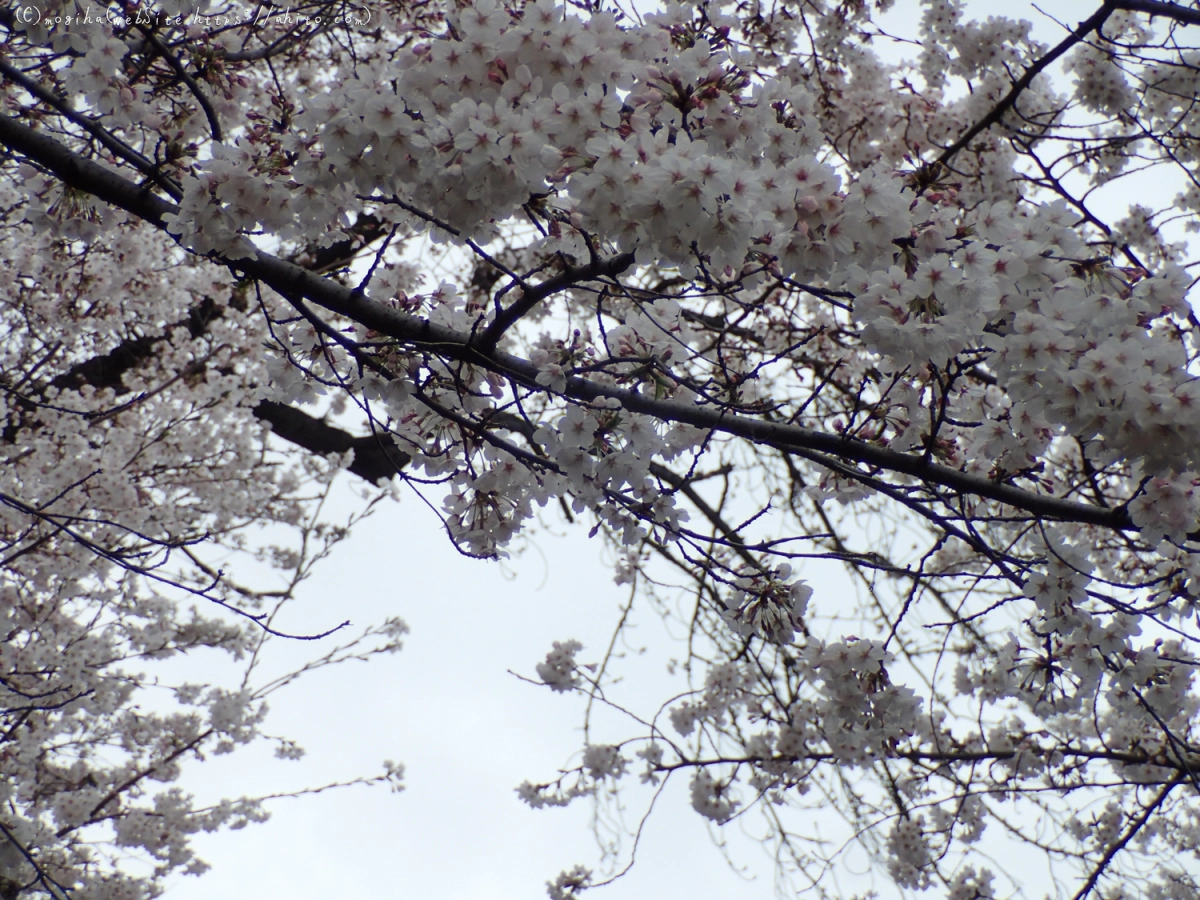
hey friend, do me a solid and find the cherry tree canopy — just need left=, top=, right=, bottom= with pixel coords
left=3, top=0, right=1200, bottom=897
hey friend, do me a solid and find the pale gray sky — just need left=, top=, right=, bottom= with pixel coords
left=162, top=492, right=809, bottom=900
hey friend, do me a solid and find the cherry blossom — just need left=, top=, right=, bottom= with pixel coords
left=3, top=0, right=1200, bottom=897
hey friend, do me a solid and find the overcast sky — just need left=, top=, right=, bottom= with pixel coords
left=160, top=493, right=816, bottom=900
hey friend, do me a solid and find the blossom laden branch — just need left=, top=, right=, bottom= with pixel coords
left=0, top=114, right=1154, bottom=539
left=933, top=2, right=1119, bottom=171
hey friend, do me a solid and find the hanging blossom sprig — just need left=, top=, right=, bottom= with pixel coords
left=720, top=563, right=813, bottom=644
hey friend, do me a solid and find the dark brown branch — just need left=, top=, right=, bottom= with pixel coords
left=0, top=58, right=183, bottom=200
left=0, top=113, right=1155, bottom=538
left=474, top=251, right=636, bottom=354
left=49, top=296, right=222, bottom=393
left=935, top=2, right=1118, bottom=169
left=0, top=113, right=179, bottom=226
left=30, top=296, right=407, bottom=484
left=1115, top=0, right=1200, bottom=25
left=252, top=401, right=409, bottom=484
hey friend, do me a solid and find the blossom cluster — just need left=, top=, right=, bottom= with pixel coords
left=720, top=563, right=812, bottom=644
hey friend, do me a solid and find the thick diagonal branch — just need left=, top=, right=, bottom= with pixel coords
left=934, top=2, right=1118, bottom=169
left=0, top=113, right=1152, bottom=537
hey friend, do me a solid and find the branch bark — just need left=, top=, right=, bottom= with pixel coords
left=14, top=293, right=407, bottom=483
left=252, top=401, right=409, bottom=483
left=1114, top=0, right=1200, bottom=26
left=934, top=2, right=1118, bottom=169
left=0, top=113, right=1150, bottom=537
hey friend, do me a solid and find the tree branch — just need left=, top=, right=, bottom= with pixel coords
left=252, top=401, right=409, bottom=484
left=135, top=25, right=224, bottom=143
left=0, top=58, right=183, bottom=200
left=1114, top=0, right=1200, bottom=26
left=934, top=2, right=1118, bottom=169
left=1070, top=777, right=1182, bottom=900
left=0, top=113, right=1152, bottom=538
left=473, top=250, right=636, bottom=354
left=9, top=293, right=405, bottom=484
